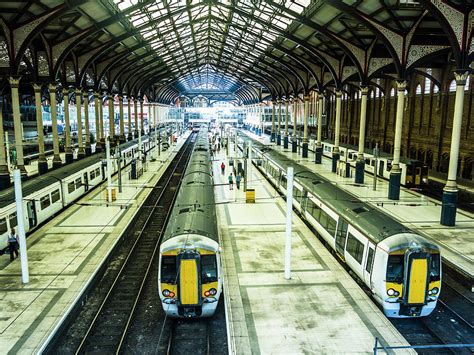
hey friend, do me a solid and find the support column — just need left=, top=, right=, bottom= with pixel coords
left=441, top=71, right=469, bottom=226
left=9, top=77, right=27, bottom=177
left=49, top=84, right=62, bottom=168
left=332, top=90, right=342, bottom=173
left=140, top=99, right=144, bottom=135
left=119, top=95, right=125, bottom=143
left=62, top=87, right=73, bottom=164
left=75, top=89, right=85, bottom=159
left=270, top=101, right=276, bottom=142
left=302, top=95, right=309, bottom=158
left=99, top=93, right=105, bottom=147
left=84, top=92, right=91, bottom=156
left=277, top=100, right=282, bottom=145
left=33, top=84, right=48, bottom=174
left=284, top=99, right=289, bottom=149
left=315, top=93, right=323, bottom=163
left=292, top=99, right=297, bottom=152
left=0, top=99, right=10, bottom=188
left=108, top=93, right=115, bottom=143
left=355, top=86, right=369, bottom=183
left=93, top=92, right=102, bottom=153
left=134, top=98, right=139, bottom=138
left=127, top=96, right=132, bottom=140
left=388, top=81, right=407, bottom=200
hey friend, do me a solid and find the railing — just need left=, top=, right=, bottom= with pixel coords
left=373, top=337, right=474, bottom=354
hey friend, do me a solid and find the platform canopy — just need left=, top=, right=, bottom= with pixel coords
left=0, top=0, right=471, bottom=104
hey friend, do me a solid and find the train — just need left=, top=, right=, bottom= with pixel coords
left=0, top=136, right=154, bottom=254
left=158, top=130, right=222, bottom=318
left=321, top=140, right=428, bottom=187
left=238, top=132, right=441, bottom=318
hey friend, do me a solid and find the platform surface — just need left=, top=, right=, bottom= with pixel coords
left=244, top=131, right=474, bottom=280
left=0, top=136, right=187, bottom=354
left=214, top=141, right=413, bottom=354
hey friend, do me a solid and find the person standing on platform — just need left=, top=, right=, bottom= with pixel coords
left=236, top=173, right=241, bottom=190
left=8, top=228, right=19, bottom=261
left=221, top=162, right=225, bottom=175
left=228, top=173, right=233, bottom=190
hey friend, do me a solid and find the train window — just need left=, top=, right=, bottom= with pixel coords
left=51, top=190, right=60, bottom=203
left=306, top=199, right=320, bottom=220
left=95, top=168, right=100, bottom=177
left=346, top=234, right=364, bottom=264
left=319, top=210, right=328, bottom=228
left=281, top=175, right=287, bottom=189
left=326, top=217, right=337, bottom=237
left=366, top=248, right=375, bottom=273
left=201, top=255, right=218, bottom=283
left=40, top=195, right=51, bottom=210
left=293, top=186, right=302, bottom=203
left=161, top=256, right=177, bottom=284
left=9, top=212, right=17, bottom=228
left=90, top=170, right=95, bottom=180
left=386, top=255, right=404, bottom=283
left=68, top=181, right=75, bottom=193
left=0, top=218, right=7, bottom=234
left=75, top=178, right=82, bottom=189
left=429, top=254, right=441, bottom=282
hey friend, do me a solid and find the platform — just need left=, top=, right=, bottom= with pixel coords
left=0, top=135, right=188, bottom=354
left=213, top=143, right=413, bottom=354
left=243, top=131, right=474, bottom=283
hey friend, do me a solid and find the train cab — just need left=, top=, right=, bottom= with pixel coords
left=405, top=160, right=429, bottom=186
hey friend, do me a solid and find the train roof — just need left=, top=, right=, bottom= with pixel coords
left=0, top=137, right=143, bottom=209
left=240, top=133, right=412, bottom=244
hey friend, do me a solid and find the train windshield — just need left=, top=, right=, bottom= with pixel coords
left=201, top=255, right=218, bottom=283
left=386, top=255, right=404, bottom=283
left=429, top=254, right=441, bottom=281
left=161, top=256, right=177, bottom=284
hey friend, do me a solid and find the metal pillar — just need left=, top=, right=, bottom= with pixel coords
left=315, top=93, right=323, bottom=163
left=33, top=84, right=48, bottom=174
left=62, top=87, right=73, bottom=164
left=441, top=71, right=469, bottom=226
left=99, top=93, right=105, bottom=146
left=0, top=99, right=10, bottom=188
left=49, top=84, right=62, bottom=168
left=302, top=95, right=309, bottom=158
left=127, top=95, right=132, bottom=140
left=76, top=89, right=85, bottom=159
left=277, top=100, right=282, bottom=145
left=84, top=92, right=91, bottom=156
left=9, top=77, right=26, bottom=176
left=119, top=95, right=125, bottom=143
left=388, top=81, right=407, bottom=200
left=284, top=99, right=289, bottom=149
left=134, top=98, right=139, bottom=138
left=140, top=99, right=144, bottom=135
left=108, top=93, right=115, bottom=142
left=292, top=99, right=297, bottom=152
left=332, top=90, right=342, bottom=173
left=93, top=92, right=102, bottom=153
left=271, top=101, right=276, bottom=142
left=355, top=86, right=369, bottom=183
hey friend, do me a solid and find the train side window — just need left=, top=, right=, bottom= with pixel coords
left=201, top=255, right=218, bottom=283
left=366, top=248, right=375, bottom=273
left=346, top=233, right=364, bottom=264
left=51, top=189, right=60, bottom=203
left=326, top=217, right=337, bottom=237
left=90, top=170, right=95, bottom=180
left=9, top=212, right=17, bottom=228
left=0, top=217, right=7, bottom=234
left=95, top=168, right=100, bottom=177
left=319, top=209, right=328, bottom=228
left=161, top=256, right=177, bottom=284
left=40, top=195, right=51, bottom=210
left=75, top=178, right=82, bottom=189
left=386, top=255, right=404, bottom=283
left=281, top=175, right=287, bottom=189
left=68, top=181, right=75, bottom=193
left=429, top=254, right=441, bottom=282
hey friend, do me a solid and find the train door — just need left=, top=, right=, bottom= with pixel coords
left=363, top=244, right=375, bottom=286
left=415, top=167, right=421, bottom=185
left=335, top=218, right=348, bottom=259
left=378, top=160, right=385, bottom=176
left=26, top=200, right=37, bottom=229
left=83, top=172, right=89, bottom=192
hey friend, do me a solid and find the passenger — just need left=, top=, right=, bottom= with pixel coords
left=8, top=228, right=19, bottom=262
left=221, top=162, right=225, bottom=175
left=228, top=173, right=233, bottom=190
left=236, top=173, right=241, bottom=190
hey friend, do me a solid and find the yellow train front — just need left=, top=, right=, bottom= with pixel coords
left=158, top=131, right=222, bottom=318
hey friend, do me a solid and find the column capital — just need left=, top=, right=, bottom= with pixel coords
left=118, top=95, right=123, bottom=102
left=93, top=91, right=100, bottom=98
left=360, top=86, right=369, bottom=95
left=8, top=76, right=21, bottom=88
left=396, top=80, right=408, bottom=91
left=74, top=88, right=82, bottom=95
left=62, top=87, right=70, bottom=95
left=303, top=95, right=311, bottom=101
left=107, top=93, right=113, bottom=99
left=33, top=83, right=42, bottom=93
left=454, top=70, right=470, bottom=85
left=48, top=83, right=57, bottom=91
left=335, top=90, right=343, bottom=98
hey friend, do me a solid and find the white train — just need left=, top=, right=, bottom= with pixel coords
left=0, top=137, right=154, bottom=254
left=240, top=133, right=441, bottom=318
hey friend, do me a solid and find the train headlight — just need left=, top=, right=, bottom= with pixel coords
left=387, top=288, right=395, bottom=296
left=430, top=287, right=439, bottom=295
left=209, top=288, right=217, bottom=296
left=162, top=289, right=170, bottom=297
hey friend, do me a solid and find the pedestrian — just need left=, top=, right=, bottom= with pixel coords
left=228, top=173, right=233, bottom=190
left=236, top=173, right=241, bottom=190
left=8, top=228, right=19, bottom=261
left=221, top=162, right=225, bottom=175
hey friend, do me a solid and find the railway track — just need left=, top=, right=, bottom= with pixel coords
left=47, top=134, right=195, bottom=354
left=167, top=318, right=211, bottom=355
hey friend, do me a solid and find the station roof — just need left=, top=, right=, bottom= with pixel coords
left=0, top=0, right=471, bottom=104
